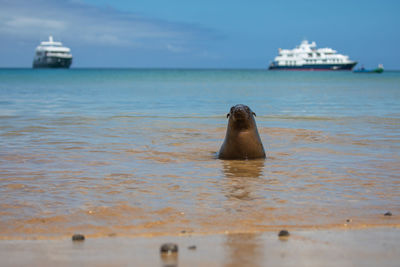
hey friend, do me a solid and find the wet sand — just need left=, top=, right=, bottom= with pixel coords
left=0, top=228, right=399, bottom=267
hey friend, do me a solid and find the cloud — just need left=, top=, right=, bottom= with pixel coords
left=0, top=0, right=221, bottom=50
left=166, top=44, right=187, bottom=53
left=5, top=17, right=66, bottom=31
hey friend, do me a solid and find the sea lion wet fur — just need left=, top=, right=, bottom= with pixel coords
left=218, top=104, right=266, bottom=160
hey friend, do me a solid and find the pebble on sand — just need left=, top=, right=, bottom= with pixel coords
left=384, top=211, right=392, bottom=216
left=72, top=234, right=85, bottom=241
left=160, top=243, right=178, bottom=254
left=188, top=245, right=197, bottom=250
left=278, top=230, right=290, bottom=237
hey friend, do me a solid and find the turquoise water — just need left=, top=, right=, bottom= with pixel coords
left=1, top=69, right=399, bottom=238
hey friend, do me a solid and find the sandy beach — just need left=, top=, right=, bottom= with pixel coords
left=0, top=227, right=399, bottom=266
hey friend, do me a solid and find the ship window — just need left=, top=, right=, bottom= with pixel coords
left=308, top=53, right=312, bottom=57
left=316, top=53, right=321, bottom=57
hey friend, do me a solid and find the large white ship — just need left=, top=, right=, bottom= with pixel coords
left=33, top=36, right=72, bottom=68
left=269, top=40, right=357, bottom=70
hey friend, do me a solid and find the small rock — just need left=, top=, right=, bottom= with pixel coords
left=160, top=243, right=178, bottom=254
left=384, top=211, right=392, bottom=216
left=346, top=219, right=352, bottom=223
left=278, top=230, right=290, bottom=237
left=180, top=230, right=186, bottom=234
left=72, top=234, right=85, bottom=241
left=188, top=245, right=197, bottom=250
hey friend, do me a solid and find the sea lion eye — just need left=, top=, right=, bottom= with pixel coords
left=227, top=113, right=230, bottom=118
left=252, top=112, right=256, bottom=117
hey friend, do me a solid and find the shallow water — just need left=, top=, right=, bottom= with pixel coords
left=0, top=69, right=399, bottom=239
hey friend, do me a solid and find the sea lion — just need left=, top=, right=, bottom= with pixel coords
left=218, top=104, right=266, bottom=160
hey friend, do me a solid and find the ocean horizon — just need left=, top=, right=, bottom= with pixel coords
left=2, top=67, right=400, bottom=71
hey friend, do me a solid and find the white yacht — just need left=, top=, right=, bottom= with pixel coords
left=33, top=36, right=72, bottom=68
left=269, top=40, right=357, bottom=70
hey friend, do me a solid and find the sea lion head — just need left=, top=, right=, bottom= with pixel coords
left=227, top=104, right=256, bottom=130
left=219, top=104, right=265, bottom=159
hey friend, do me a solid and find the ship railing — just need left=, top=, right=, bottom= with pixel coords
left=46, top=52, right=73, bottom=58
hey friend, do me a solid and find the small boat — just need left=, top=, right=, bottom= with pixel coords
left=33, top=36, right=72, bottom=68
left=353, top=64, right=384, bottom=73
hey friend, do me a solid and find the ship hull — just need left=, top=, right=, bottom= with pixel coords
left=269, top=62, right=357, bottom=71
left=33, top=56, right=72, bottom=69
left=353, top=68, right=383, bottom=74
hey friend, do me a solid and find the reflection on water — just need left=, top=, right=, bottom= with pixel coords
left=221, top=159, right=265, bottom=202
left=160, top=253, right=178, bottom=267
left=223, top=233, right=264, bottom=267
left=222, top=159, right=265, bottom=179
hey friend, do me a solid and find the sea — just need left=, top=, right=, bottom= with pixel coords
left=0, top=69, right=399, bottom=239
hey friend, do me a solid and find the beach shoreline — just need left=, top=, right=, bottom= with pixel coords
left=1, top=227, right=399, bottom=266
left=1, top=209, right=398, bottom=241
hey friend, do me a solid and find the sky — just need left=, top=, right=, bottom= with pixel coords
left=1, top=0, right=399, bottom=69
